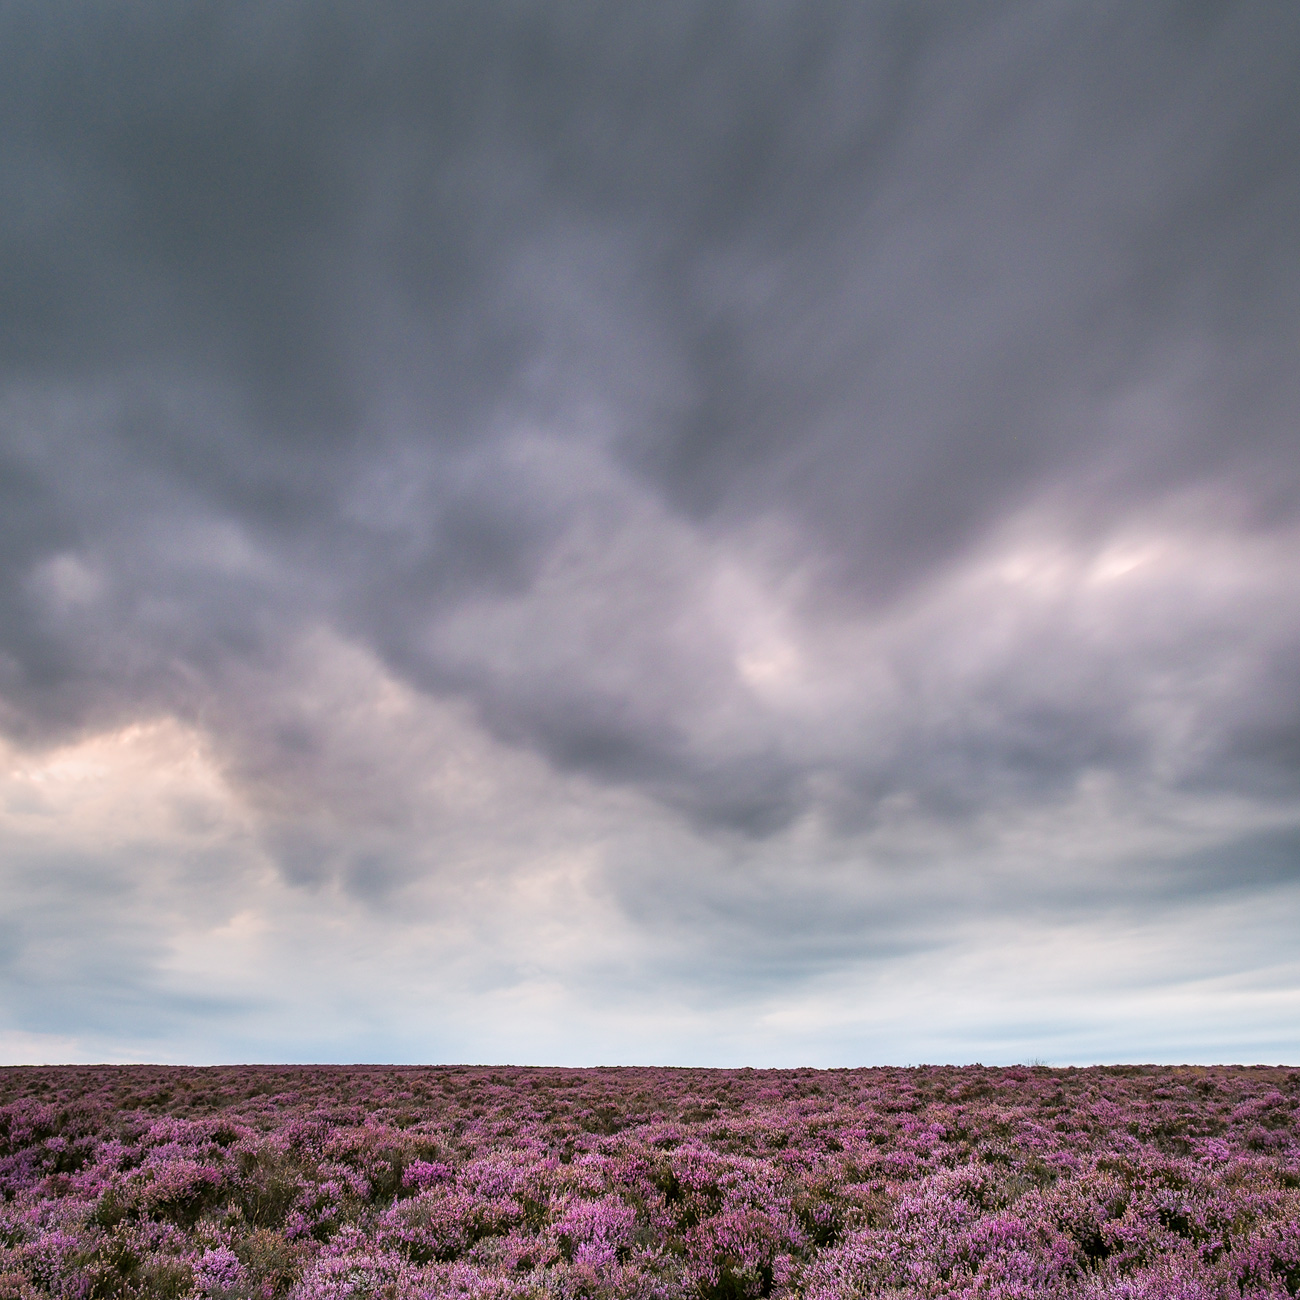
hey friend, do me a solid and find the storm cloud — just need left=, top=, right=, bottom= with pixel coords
left=1, top=0, right=1299, bottom=1065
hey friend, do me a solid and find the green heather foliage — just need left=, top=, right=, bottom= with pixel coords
left=0, top=1064, right=1297, bottom=1298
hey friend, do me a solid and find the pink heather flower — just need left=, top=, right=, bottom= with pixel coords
left=404, top=1160, right=455, bottom=1191
left=194, top=1245, right=246, bottom=1294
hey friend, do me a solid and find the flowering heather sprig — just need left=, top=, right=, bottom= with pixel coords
left=0, top=1063, right=1296, bottom=1298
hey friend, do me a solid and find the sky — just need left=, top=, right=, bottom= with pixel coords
left=2, top=0, right=1299, bottom=1068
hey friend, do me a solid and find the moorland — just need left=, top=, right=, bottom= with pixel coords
left=1, top=1062, right=1297, bottom=1298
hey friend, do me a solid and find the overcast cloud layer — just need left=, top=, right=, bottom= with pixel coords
left=2, top=0, right=1299, bottom=1066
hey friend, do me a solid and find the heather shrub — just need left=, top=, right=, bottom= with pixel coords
left=0, top=1064, right=1296, bottom=1299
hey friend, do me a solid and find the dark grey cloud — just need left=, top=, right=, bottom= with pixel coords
left=1, top=0, right=1300, bottom=1061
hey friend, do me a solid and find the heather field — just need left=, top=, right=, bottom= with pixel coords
left=1, top=1065, right=1298, bottom=1300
